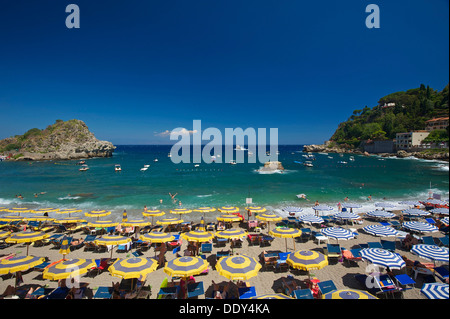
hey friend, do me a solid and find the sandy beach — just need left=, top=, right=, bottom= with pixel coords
left=1, top=209, right=448, bottom=301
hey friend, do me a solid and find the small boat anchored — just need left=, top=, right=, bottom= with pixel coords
left=140, top=164, right=150, bottom=171
left=115, top=164, right=122, bottom=172
left=79, top=164, right=89, bottom=171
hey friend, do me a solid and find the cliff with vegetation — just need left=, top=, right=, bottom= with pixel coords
left=303, top=83, right=449, bottom=161
left=329, top=83, right=449, bottom=148
left=0, top=119, right=116, bottom=161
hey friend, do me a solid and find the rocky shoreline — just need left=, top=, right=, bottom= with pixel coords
left=303, top=143, right=449, bottom=162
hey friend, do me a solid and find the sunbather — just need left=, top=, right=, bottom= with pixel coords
left=212, top=280, right=237, bottom=299
left=282, top=276, right=301, bottom=296
left=402, top=234, right=418, bottom=250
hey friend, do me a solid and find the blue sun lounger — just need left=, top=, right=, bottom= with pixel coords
left=292, top=289, right=314, bottom=299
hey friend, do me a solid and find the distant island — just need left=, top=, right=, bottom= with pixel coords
left=0, top=119, right=116, bottom=161
left=304, top=83, right=449, bottom=161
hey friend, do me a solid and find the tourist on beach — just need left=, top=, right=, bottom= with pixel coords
left=367, top=195, right=372, bottom=201
left=159, top=199, right=163, bottom=204
left=344, top=196, right=349, bottom=201
left=337, top=202, right=342, bottom=212
left=314, top=200, right=319, bottom=206
left=144, top=205, right=147, bottom=212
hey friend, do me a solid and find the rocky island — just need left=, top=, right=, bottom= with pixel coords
left=0, top=119, right=116, bottom=161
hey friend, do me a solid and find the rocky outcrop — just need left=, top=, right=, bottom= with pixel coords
left=0, top=119, right=115, bottom=161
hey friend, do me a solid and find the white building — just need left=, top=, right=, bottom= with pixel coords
left=396, top=131, right=430, bottom=151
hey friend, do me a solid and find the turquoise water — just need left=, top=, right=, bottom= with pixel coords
left=0, top=145, right=448, bottom=220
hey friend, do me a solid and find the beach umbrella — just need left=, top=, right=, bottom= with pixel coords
left=333, top=211, right=360, bottom=226
left=403, top=221, right=439, bottom=234
left=250, top=293, right=294, bottom=299
left=24, top=216, right=55, bottom=222
left=194, top=207, right=216, bottom=213
left=121, top=219, right=151, bottom=228
left=286, top=250, right=328, bottom=271
left=411, top=245, right=449, bottom=263
left=362, top=225, right=398, bottom=238
left=297, top=214, right=324, bottom=225
left=421, top=283, right=449, bottom=299
left=59, top=235, right=72, bottom=258
left=281, top=206, right=303, bottom=214
left=197, top=216, right=206, bottom=231
left=269, top=227, right=302, bottom=252
left=215, top=228, right=248, bottom=240
left=30, top=207, right=60, bottom=214
left=56, top=208, right=83, bottom=217
left=442, top=217, right=449, bottom=225
left=0, top=215, right=24, bottom=223
left=247, top=206, right=266, bottom=213
left=42, top=258, right=97, bottom=281
left=94, top=235, right=132, bottom=258
left=422, top=199, right=447, bottom=206
left=399, top=200, right=422, bottom=206
left=321, top=227, right=355, bottom=241
left=215, top=255, right=262, bottom=281
left=56, top=217, right=87, bottom=224
left=218, top=206, right=240, bottom=213
left=164, top=256, right=208, bottom=278
left=87, top=220, right=119, bottom=228
left=139, top=232, right=175, bottom=243
left=402, top=208, right=430, bottom=218
left=170, top=208, right=192, bottom=219
left=322, top=289, right=377, bottom=299
left=255, top=213, right=282, bottom=231
left=5, top=207, right=32, bottom=215
left=312, top=205, right=334, bottom=216
left=142, top=209, right=165, bottom=225
left=365, top=210, right=395, bottom=219
left=156, top=217, right=183, bottom=233
left=432, top=208, right=449, bottom=215
left=181, top=230, right=215, bottom=243
left=0, top=255, right=45, bottom=275
left=217, top=214, right=242, bottom=224
left=359, top=248, right=406, bottom=270
left=0, top=207, right=7, bottom=212
left=109, top=257, right=158, bottom=280
left=85, top=210, right=111, bottom=219
left=0, top=230, right=11, bottom=240
left=5, top=231, right=49, bottom=255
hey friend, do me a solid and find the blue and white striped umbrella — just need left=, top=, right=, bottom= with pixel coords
left=403, top=221, right=439, bottom=233
left=375, top=202, right=396, bottom=209
left=399, top=200, right=422, bottom=206
left=442, top=217, right=449, bottom=225
left=282, top=206, right=303, bottom=213
left=297, top=214, right=324, bottom=224
left=423, top=199, right=447, bottom=206
left=365, top=210, right=395, bottom=219
left=313, top=205, right=334, bottom=211
left=402, top=208, right=430, bottom=217
left=432, top=208, right=449, bottom=215
left=334, top=211, right=360, bottom=220
left=321, top=227, right=355, bottom=240
left=359, top=248, right=406, bottom=270
left=411, top=245, right=449, bottom=263
left=363, top=225, right=398, bottom=237
left=421, top=283, right=449, bottom=299
left=342, top=203, right=362, bottom=209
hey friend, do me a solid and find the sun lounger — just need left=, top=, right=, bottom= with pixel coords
left=187, top=282, right=205, bottom=299
left=317, top=280, right=337, bottom=297
left=94, top=286, right=112, bottom=299
left=200, top=243, right=212, bottom=254
left=248, top=234, right=260, bottom=246
left=216, top=250, right=230, bottom=260
left=158, top=286, right=180, bottom=299
left=380, top=240, right=396, bottom=252
left=260, top=235, right=274, bottom=247
left=292, top=288, right=314, bottom=299
left=215, top=237, right=228, bottom=247
left=421, top=236, right=436, bottom=245
left=437, top=236, right=449, bottom=247
left=390, top=221, right=401, bottom=229
left=324, top=244, right=341, bottom=259
left=434, top=266, right=449, bottom=283
left=368, top=242, right=383, bottom=249
left=238, top=286, right=256, bottom=299
left=44, top=286, right=70, bottom=299
left=394, top=274, right=416, bottom=290
left=300, top=228, right=311, bottom=242
left=341, top=248, right=361, bottom=265
left=312, top=231, right=328, bottom=245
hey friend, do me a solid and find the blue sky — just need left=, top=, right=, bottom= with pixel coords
left=0, top=0, right=448, bottom=145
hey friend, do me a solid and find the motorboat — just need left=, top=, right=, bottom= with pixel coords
left=337, top=161, right=348, bottom=164
left=77, top=160, right=86, bottom=165
left=349, top=156, right=355, bottom=161
left=140, top=164, right=150, bottom=171
left=115, top=164, right=122, bottom=172
left=154, top=159, right=158, bottom=162
left=304, top=161, right=313, bottom=167
left=229, top=160, right=237, bottom=165
left=235, top=145, right=247, bottom=151
left=79, top=164, right=89, bottom=171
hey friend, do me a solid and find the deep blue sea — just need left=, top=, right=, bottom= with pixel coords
left=0, top=145, right=448, bottom=221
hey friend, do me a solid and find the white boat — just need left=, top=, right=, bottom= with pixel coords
left=304, top=161, right=313, bottom=167
left=115, top=164, right=122, bottom=172
left=194, top=164, right=200, bottom=168
left=154, top=159, right=158, bottom=162
left=337, top=161, right=347, bottom=164
left=234, top=145, right=247, bottom=151
left=349, top=156, right=355, bottom=161
left=327, top=156, right=333, bottom=159
left=168, top=153, right=172, bottom=158
left=318, top=152, right=329, bottom=155
left=79, top=164, right=89, bottom=171
left=229, top=160, right=237, bottom=165
left=140, top=165, right=150, bottom=171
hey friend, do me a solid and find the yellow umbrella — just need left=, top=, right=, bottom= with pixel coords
left=164, top=256, right=208, bottom=278
left=43, top=258, right=97, bottom=281
left=322, top=289, right=378, bottom=299
left=170, top=208, right=192, bottom=220
left=269, top=227, right=302, bottom=252
left=286, top=250, right=328, bottom=272
left=247, top=206, right=266, bottom=213
left=6, top=207, right=32, bottom=215
left=56, top=208, right=83, bottom=217
left=85, top=210, right=111, bottom=219
left=216, top=214, right=242, bottom=222
left=0, top=255, right=45, bottom=275
left=157, top=218, right=183, bottom=232
left=87, top=220, right=119, bottom=228
left=215, top=254, right=262, bottom=280
left=94, top=235, right=132, bottom=258
left=59, top=235, right=72, bottom=258
left=0, top=215, right=24, bottom=222
left=56, top=217, right=87, bottom=224
left=181, top=230, right=215, bottom=243
left=256, top=213, right=282, bottom=231
left=218, top=206, right=239, bottom=213
left=5, top=231, right=49, bottom=255
left=31, top=207, right=60, bottom=214
left=121, top=219, right=151, bottom=228
left=194, top=207, right=216, bottom=213
left=142, top=209, right=165, bottom=225
left=109, top=257, right=158, bottom=280
left=139, top=232, right=175, bottom=243
left=25, top=216, right=55, bottom=222
left=0, top=230, right=11, bottom=240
